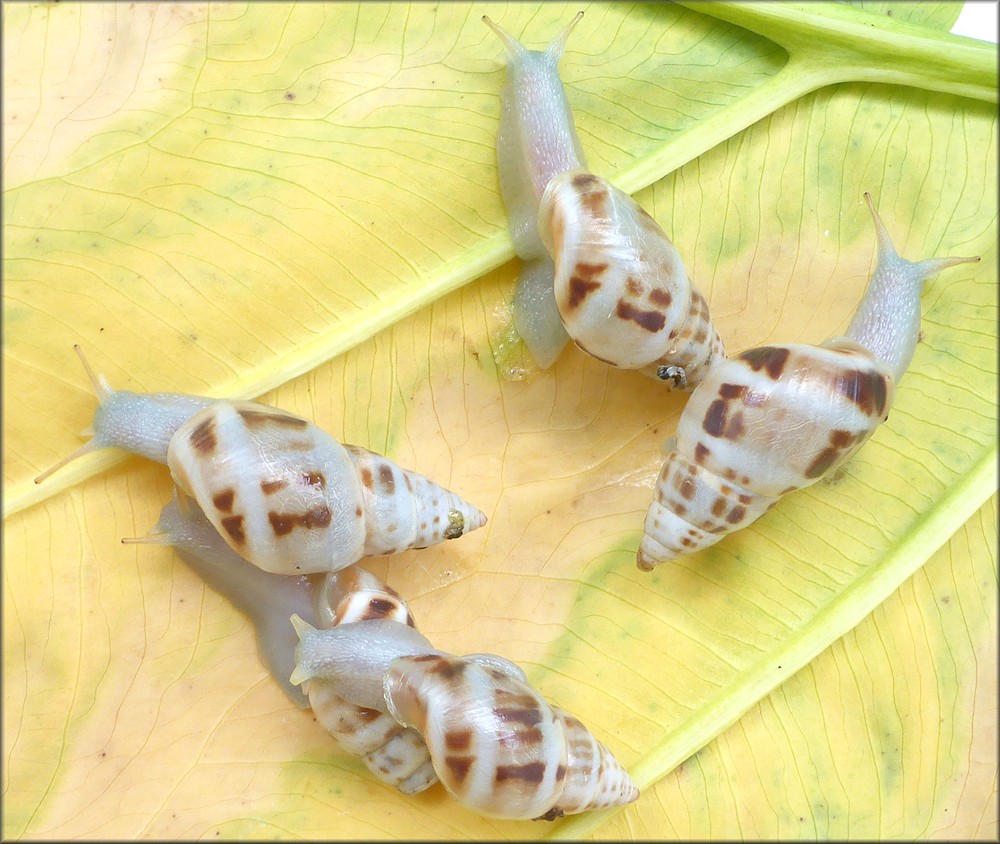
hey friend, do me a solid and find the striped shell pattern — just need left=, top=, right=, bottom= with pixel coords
left=638, top=338, right=894, bottom=569
left=538, top=169, right=725, bottom=388
left=166, top=399, right=486, bottom=575
left=384, top=652, right=639, bottom=820
left=305, top=566, right=438, bottom=795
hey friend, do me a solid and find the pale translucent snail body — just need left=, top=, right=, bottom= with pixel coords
left=145, top=498, right=438, bottom=794
left=637, top=194, right=980, bottom=569
left=485, top=13, right=724, bottom=387
left=292, top=620, right=639, bottom=820
left=36, top=350, right=486, bottom=574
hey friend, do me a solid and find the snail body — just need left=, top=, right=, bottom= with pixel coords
left=37, top=352, right=486, bottom=575
left=637, top=194, right=980, bottom=569
left=292, top=620, right=639, bottom=820
left=146, top=499, right=438, bottom=794
left=485, top=14, right=724, bottom=387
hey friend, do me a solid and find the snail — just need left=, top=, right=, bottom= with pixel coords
left=485, top=13, right=724, bottom=388
left=35, top=346, right=487, bottom=574
left=291, top=619, right=640, bottom=820
left=135, top=497, right=439, bottom=794
left=636, top=193, right=980, bottom=569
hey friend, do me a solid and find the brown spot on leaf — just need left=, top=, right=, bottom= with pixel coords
left=616, top=299, right=666, bottom=333
left=739, top=346, right=791, bottom=380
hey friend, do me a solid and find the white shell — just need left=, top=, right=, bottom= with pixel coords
left=384, top=653, right=639, bottom=820
left=637, top=194, right=980, bottom=569
left=538, top=169, right=725, bottom=387
left=166, top=399, right=486, bottom=574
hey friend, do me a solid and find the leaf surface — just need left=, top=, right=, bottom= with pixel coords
left=3, top=1, right=996, bottom=839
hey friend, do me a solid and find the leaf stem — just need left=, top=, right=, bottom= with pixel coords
left=677, top=1, right=997, bottom=103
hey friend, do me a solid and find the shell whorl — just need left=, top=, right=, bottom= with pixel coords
left=637, top=194, right=981, bottom=569
left=638, top=341, right=893, bottom=569
left=538, top=169, right=724, bottom=387
left=344, top=445, right=487, bottom=555
left=166, top=400, right=486, bottom=575
left=384, top=653, right=639, bottom=820
left=303, top=567, right=438, bottom=795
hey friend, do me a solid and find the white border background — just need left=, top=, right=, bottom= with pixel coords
left=952, top=1, right=999, bottom=43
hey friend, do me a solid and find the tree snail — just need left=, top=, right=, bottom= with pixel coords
left=139, top=497, right=439, bottom=794
left=637, top=194, right=980, bottom=569
left=292, top=618, right=640, bottom=820
left=36, top=347, right=487, bottom=574
left=485, top=13, right=725, bottom=388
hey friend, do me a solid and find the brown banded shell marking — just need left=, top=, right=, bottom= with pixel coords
left=165, top=400, right=487, bottom=575
left=344, top=445, right=487, bottom=555
left=636, top=194, right=980, bottom=569
left=303, top=565, right=437, bottom=795
left=637, top=340, right=893, bottom=569
left=384, top=654, right=639, bottom=820
left=538, top=168, right=725, bottom=388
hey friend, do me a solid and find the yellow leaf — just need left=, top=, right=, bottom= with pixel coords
left=3, top=1, right=996, bottom=839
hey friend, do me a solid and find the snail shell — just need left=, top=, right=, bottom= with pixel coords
left=291, top=622, right=639, bottom=820
left=143, top=499, right=439, bottom=793
left=637, top=194, right=980, bottom=568
left=167, top=400, right=486, bottom=575
left=385, top=653, right=639, bottom=820
left=304, top=566, right=438, bottom=795
left=538, top=168, right=726, bottom=387
left=36, top=355, right=487, bottom=575
left=485, top=13, right=724, bottom=386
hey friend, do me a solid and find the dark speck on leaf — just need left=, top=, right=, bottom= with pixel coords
left=285, top=91, right=295, bottom=100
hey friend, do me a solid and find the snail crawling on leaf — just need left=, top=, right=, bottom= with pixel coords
left=484, top=12, right=725, bottom=388
left=291, top=615, right=639, bottom=821
left=36, top=347, right=486, bottom=574
left=637, top=194, right=980, bottom=569
left=135, top=497, right=439, bottom=794
left=136, top=499, right=638, bottom=819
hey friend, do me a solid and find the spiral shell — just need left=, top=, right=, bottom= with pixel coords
left=167, top=399, right=486, bottom=574
left=637, top=194, right=980, bottom=569
left=304, top=566, right=437, bottom=795
left=637, top=339, right=893, bottom=568
left=538, top=169, right=725, bottom=387
left=384, top=653, right=639, bottom=820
